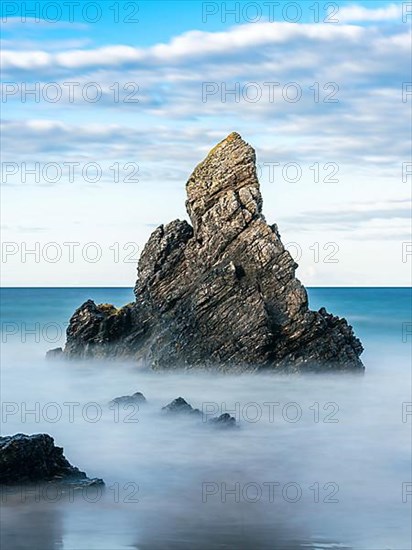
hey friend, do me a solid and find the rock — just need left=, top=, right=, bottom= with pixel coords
left=46, top=347, right=63, bottom=359
left=0, top=434, right=104, bottom=486
left=208, top=413, right=237, bottom=429
left=109, top=392, right=146, bottom=406
left=63, top=300, right=141, bottom=359
left=62, top=132, right=364, bottom=372
left=161, top=398, right=236, bottom=427
left=162, top=397, right=202, bottom=416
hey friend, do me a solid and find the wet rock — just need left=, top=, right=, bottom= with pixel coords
left=0, top=434, right=104, bottom=486
left=161, top=399, right=237, bottom=428
left=162, top=397, right=202, bottom=417
left=62, top=133, right=364, bottom=372
left=109, top=392, right=146, bottom=406
left=208, top=413, right=237, bottom=429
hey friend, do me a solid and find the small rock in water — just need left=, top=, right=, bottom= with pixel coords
left=208, top=413, right=237, bottom=429
left=0, top=433, right=104, bottom=486
left=161, top=398, right=237, bottom=427
left=162, top=397, right=202, bottom=416
left=46, top=347, right=63, bottom=360
left=109, top=392, right=146, bottom=406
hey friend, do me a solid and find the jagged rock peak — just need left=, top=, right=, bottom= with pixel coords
left=186, top=132, right=263, bottom=238
left=60, top=132, right=364, bottom=372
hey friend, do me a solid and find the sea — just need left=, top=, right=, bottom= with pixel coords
left=0, top=287, right=411, bottom=550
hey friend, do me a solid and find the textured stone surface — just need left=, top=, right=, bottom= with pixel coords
left=0, top=433, right=104, bottom=485
left=62, top=133, right=364, bottom=372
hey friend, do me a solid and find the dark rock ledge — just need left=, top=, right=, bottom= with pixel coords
left=58, top=133, right=364, bottom=372
left=0, top=433, right=104, bottom=486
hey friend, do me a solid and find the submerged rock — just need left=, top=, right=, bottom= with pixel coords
left=0, top=434, right=104, bottom=486
left=62, top=132, right=364, bottom=372
left=162, top=397, right=202, bottom=416
left=109, top=392, right=146, bottom=406
left=161, top=398, right=237, bottom=427
left=46, top=347, right=63, bottom=360
left=208, top=413, right=237, bottom=429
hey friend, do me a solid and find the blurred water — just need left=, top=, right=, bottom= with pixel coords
left=0, top=288, right=411, bottom=550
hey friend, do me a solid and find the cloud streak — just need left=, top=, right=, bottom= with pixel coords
left=1, top=5, right=410, bottom=285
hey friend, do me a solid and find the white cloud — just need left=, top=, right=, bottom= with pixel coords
left=0, top=21, right=365, bottom=72
left=1, top=10, right=410, bottom=285
left=338, top=3, right=404, bottom=22
left=283, top=199, right=412, bottom=224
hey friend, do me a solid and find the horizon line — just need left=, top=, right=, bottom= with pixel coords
left=1, top=286, right=411, bottom=290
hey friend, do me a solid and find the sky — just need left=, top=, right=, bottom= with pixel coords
left=1, top=0, right=411, bottom=287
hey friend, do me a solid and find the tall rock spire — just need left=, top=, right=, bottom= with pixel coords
left=63, top=133, right=364, bottom=372
left=186, top=132, right=262, bottom=236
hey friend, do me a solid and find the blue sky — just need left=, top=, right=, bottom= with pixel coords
left=2, top=1, right=404, bottom=43
left=1, top=1, right=411, bottom=286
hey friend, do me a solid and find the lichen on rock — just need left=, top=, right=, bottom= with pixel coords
left=61, top=133, right=364, bottom=372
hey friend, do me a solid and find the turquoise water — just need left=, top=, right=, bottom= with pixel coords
left=1, top=287, right=410, bottom=361
left=1, top=288, right=411, bottom=549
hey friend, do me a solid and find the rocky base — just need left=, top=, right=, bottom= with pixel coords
left=60, top=133, right=364, bottom=373
left=0, top=434, right=104, bottom=486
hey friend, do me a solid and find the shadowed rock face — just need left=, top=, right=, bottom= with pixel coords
left=63, top=133, right=364, bottom=372
left=0, top=434, right=104, bottom=485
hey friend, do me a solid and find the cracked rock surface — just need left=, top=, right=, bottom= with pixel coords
left=63, top=133, right=364, bottom=372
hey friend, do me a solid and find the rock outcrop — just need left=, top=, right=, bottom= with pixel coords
left=46, top=347, right=63, bottom=360
left=208, top=413, right=237, bottom=429
left=62, top=133, right=364, bottom=372
left=109, top=392, right=146, bottom=406
left=162, top=397, right=202, bottom=417
left=161, top=398, right=237, bottom=428
left=0, top=434, right=104, bottom=486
